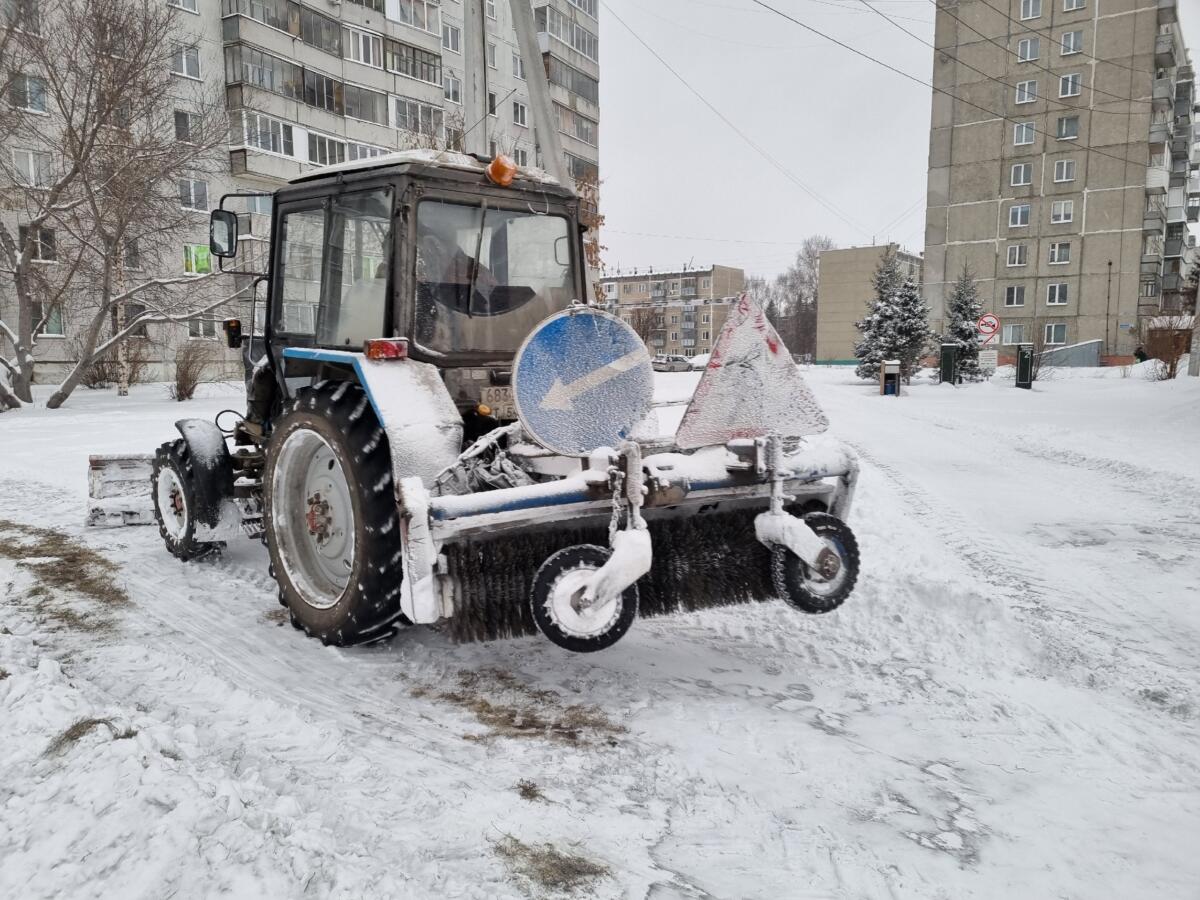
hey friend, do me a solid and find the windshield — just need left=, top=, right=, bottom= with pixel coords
left=414, top=198, right=576, bottom=355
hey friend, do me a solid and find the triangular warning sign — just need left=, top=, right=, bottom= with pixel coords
left=674, top=294, right=828, bottom=450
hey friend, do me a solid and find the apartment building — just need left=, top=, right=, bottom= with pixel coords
left=815, top=244, right=924, bottom=364
left=3, top=0, right=600, bottom=383
left=598, top=265, right=745, bottom=357
left=922, top=0, right=1197, bottom=361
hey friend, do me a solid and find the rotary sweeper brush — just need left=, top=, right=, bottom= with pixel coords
left=87, top=150, right=861, bottom=652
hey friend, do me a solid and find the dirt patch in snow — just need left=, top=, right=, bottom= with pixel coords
left=514, top=779, right=545, bottom=802
left=494, top=835, right=608, bottom=895
left=412, top=668, right=625, bottom=745
left=43, top=716, right=136, bottom=757
left=0, top=519, right=128, bottom=633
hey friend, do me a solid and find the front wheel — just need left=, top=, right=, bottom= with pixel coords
left=530, top=544, right=638, bottom=653
left=264, top=382, right=403, bottom=646
left=151, top=439, right=221, bottom=561
left=772, top=513, right=859, bottom=614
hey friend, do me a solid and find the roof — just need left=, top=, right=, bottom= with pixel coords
left=599, top=266, right=733, bottom=282
left=287, top=148, right=564, bottom=188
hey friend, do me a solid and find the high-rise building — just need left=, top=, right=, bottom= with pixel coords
left=922, top=0, right=1196, bottom=360
left=815, top=244, right=923, bottom=364
left=3, top=0, right=600, bottom=383
left=598, top=265, right=745, bottom=357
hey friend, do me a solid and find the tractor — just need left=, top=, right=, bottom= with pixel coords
left=146, top=149, right=861, bottom=652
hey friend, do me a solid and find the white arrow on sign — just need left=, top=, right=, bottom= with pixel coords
left=539, top=347, right=650, bottom=411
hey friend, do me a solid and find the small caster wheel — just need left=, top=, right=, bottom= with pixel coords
left=773, top=513, right=860, bottom=614
left=530, top=544, right=638, bottom=653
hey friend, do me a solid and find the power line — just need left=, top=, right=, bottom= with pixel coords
left=747, top=0, right=1142, bottom=168
left=928, top=0, right=1153, bottom=108
left=858, top=0, right=1149, bottom=116
left=602, top=0, right=873, bottom=237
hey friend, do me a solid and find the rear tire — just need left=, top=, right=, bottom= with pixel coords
left=151, top=439, right=221, bottom=561
left=264, top=382, right=403, bottom=646
left=772, top=513, right=859, bottom=614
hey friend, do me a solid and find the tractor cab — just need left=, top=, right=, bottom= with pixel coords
left=210, top=150, right=586, bottom=424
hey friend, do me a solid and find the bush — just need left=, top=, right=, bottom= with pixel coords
left=169, top=340, right=212, bottom=401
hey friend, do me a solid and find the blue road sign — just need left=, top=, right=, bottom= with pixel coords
left=513, top=308, right=654, bottom=456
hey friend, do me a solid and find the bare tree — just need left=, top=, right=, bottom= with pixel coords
left=0, top=0, right=239, bottom=410
left=1140, top=315, right=1193, bottom=381
left=623, top=305, right=658, bottom=346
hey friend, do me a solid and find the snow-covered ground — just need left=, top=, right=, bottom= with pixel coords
left=2, top=369, right=1199, bottom=899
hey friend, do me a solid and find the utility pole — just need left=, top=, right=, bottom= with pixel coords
left=1104, top=259, right=1113, bottom=356
left=510, top=0, right=571, bottom=190
left=462, top=0, right=488, bottom=156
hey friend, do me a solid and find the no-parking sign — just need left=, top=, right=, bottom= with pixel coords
left=977, top=314, right=1001, bottom=345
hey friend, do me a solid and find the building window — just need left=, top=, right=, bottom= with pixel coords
left=442, top=22, right=460, bottom=53
left=487, top=42, right=497, bottom=68
left=1017, top=38, right=1039, bottom=62
left=1007, top=245, right=1028, bottom=267
left=385, top=39, right=441, bottom=85
left=5, top=0, right=41, bottom=32
left=394, top=95, right=443, bottom=137
left=237, top=110, right=295, bottom=156
left=31, top=301, right=64, bottom=336
left=123, top=240, right=141, bottom=270
left=348, top=0, right=386, bottom=10
left=547, top=56, right=599, bottom=105
left=395, top=0, right=440, bottom=35
left=12, top=148, right=51, bottom=187
left=1140, top=279, right=1159, bottom=298
left=347, top=142, right=385, bottom=161
left=555, top=104, right=598, bottom=146
left=1056, top=116, right=1079, bottom=140
left=297, top=6, right=342, bottom=55
left=1054, top=158, right=1076, bottom=182
left=308, top=132, right=346, bottom=166
left=567, top=0, right=598, bottom=15
left=486, top=0, right=496, bottom=18
left=487, top=91, right=497, bottom=115
left=512, top=51, right=525, bottom=79
left=1009, top=204, right=1030, bottom=227
left=1059, top=73, right=1081, bottom=98
left=189, top=318, right=218, bottom=339
left=1064, top=0, right=1084, bottom=9
left=1002, top=324, right=1028, bottom=344
left=344, top=27, right=384, bottom=68
left=1049, top=241, right=1071, bottom=264
left=1011, top=163, right=1033, bottom=186
left=514, top=147, right=528, bottom=166
left=513, top=100, right=527, bottom=127
left=1051, top=199, right=1073, bottom=223
left=1061, top=30, right=1083, bottom=55
left=178, top=177, right=209, bottom=211
left=669, top=332, right=678, bottom=342
left=10, top=74, right=47, bottom=112
left=1020, top=0, right=1041, bottom=18
left=183, top=243, right=211, bottom=275
left=174, top=110, right=197, bottom=143
left=443, top=73, right=461, bottom=104
left=171, top=43, right=200, bottom=79
left=1047, top=283, right=1068, bottom=305
left=1044, top=323, right=1067, bottom=345
left=1005, top=285, right=1026, bottom=306
left=1015, top=80, right=1037, bottom=104
left=1014, top=122, right=1035, bottom=145
left=18, top=225, right=56, bottom=262
left=535, top=5, right=599, bottom=62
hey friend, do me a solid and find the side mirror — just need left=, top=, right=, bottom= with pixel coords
left=223, top=318, right=243, bottom=349
left=210, top=209, right=239, bottom=259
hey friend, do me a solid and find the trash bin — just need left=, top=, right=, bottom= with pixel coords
left=880, top=360, right=901, bottom=396
left=939, top=343, right=958, bottom=385
left=1015, top=344, right=1033, bottom=389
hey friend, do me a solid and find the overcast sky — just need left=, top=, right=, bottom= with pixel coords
left=596, top=0, right=1200, bottom=281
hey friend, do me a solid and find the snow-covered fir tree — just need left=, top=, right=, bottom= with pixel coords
left=854, top=251, right=935, bottom=382
left=940, top=266, right=984, bottom=382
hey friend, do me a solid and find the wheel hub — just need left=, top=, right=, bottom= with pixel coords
left=305, top=492, right=332, bottom=542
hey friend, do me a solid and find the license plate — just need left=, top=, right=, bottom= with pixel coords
left=480, top=386, right=516, bottom=420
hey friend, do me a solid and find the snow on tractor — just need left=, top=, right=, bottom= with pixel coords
left=114, top=150, right=861, bottom=651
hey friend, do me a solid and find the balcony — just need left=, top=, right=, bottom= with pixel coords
left=1153, top=77, right=1173, bottom=108
left=1156, top=34, right=1176, bottom=68
left=1159, top=0, right=1177, bottom=25
left=1146, top=165, right=1169, bottom=192
left=1162, top=272, right=1184, bottom=292
left=1190, top=205, right=1200, bottom=222
left=229, top=148, right=303, bottom=185
left=1164, top=237, right=1186, bottom=257
left=1150, top=119, right=1172, bottom=145
left=1141, top=259, right=1162, bottom=277
left=1167, top=204, right=1186, bottom=222
left=1144, top=205, right=1166, bottom=231
left=1189, top=175, right=1200, bottom=196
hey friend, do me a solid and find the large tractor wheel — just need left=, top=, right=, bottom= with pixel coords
left=264, top=382, right=403, bottom=645
left=151, top=439, right=221, bottom=561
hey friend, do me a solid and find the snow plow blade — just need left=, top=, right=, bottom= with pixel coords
left=86, top=454, right=155, bottom=527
